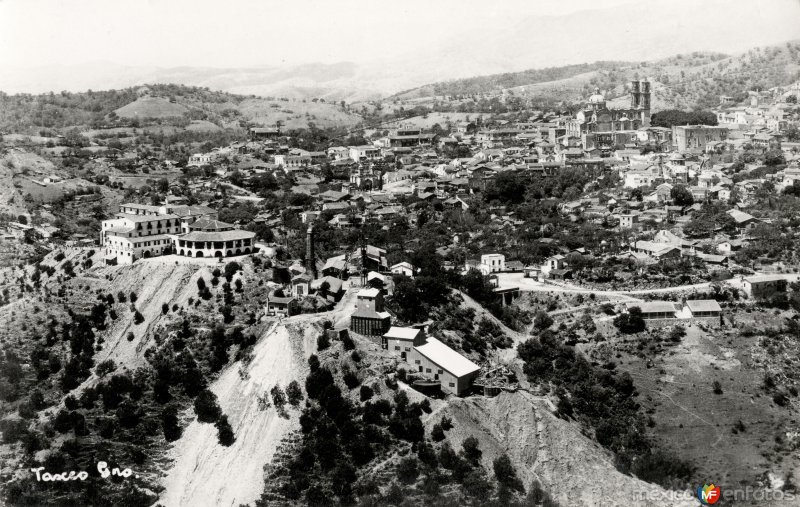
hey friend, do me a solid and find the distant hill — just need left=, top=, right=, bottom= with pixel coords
left=1, top=0, right=798, bottom=102
left=393, top=41, right=800, bottom=111
left=114, top=96, right=189, bottom=118
left=0, top=84, right=363, bottom=134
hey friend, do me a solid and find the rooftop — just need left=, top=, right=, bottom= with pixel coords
left=628, top=301, right=678, bottom=314
left=685, top=299, right=722, bottom=313
left=179, top=230, right=256, bottom=242
left=383, top=326, right=420, bottom=341
left=357, top=288, right=381, bottom=299
left=413, top=337, right=480, bottom=377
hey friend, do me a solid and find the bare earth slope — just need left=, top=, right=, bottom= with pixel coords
left=90, top=260, right=211, bottom=370
left=159, top=285, right=358, bottom=507
left=158, top=322, right=315, bottom=507
left=428, top=391, right=695, bottom=507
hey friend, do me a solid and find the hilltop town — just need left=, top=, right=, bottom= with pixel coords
left=2, top=43, right=800, bottom=506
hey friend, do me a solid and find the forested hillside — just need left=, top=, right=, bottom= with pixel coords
left=0, top=84, right=362, bottom=135
left=393, top=40, right=800, bottom=111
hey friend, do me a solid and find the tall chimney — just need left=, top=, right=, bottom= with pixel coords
left=306, top=225, right=317, bottom=278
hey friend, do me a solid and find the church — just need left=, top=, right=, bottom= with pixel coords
left=349, top=161, right=383, bottom=191
left=567, top=79, right=652, bottom=152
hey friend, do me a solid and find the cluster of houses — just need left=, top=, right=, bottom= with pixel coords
left=345, top=286, right=481, bottom=396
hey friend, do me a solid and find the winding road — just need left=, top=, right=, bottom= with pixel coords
left=494, top=272, right=800, bottom=299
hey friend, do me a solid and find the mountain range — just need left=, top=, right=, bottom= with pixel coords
left=2, top=0, right=799, bottom=101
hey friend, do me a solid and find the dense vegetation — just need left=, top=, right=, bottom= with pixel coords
left=650, top=109, right=718, bottom=128
left=399, top=61, right=631, bottom=98
left=0, top=260, right=260, bottom=506
left=518, top=330, right=694, bottom=488
left=260, top=352, right=534, bottom=506
left=0, top=84, right=245, bottom=133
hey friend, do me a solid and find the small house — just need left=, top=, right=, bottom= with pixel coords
left=741, top=275, right=787, bottom=300
left=267, top=296, right=297, bottom=316
left=382, top=326, right=426, bottom=360
left=628, top=301, right=678, bottom=320
left=391, top=262, right=415, bottom=278
left=685, top=299, right=722, bottom=318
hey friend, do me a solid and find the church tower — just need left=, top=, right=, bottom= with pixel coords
left=640, top=78, right=651, bottom=126
left=630, top=80, right=641, bottom=109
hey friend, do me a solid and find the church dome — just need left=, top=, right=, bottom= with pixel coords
left=588, top=87, right=605, bottom=104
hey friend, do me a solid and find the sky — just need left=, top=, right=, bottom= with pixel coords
left=0, top=0, right=643, bottom=68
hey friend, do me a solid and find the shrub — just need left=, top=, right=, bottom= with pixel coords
left=286, top=381, right=303, bottom=407
left=493, top=453, right=525, bottom=493
left=96, top=359, right=116, bottom=377
left=341, top=333, right=355, bottom=351
left=396, top=456, right=419, bottom=484
left=359, top=384, right=374, bottom=402
left=343, top=371, right=360, bottom=389
left=64, top=395, right=79, bottom=411
left=386, top=483, right=404, bottom=505
left=270, top=385, right=287, bottom=411
left=533, top=310, right=554, bottom=331
left=440, top=416, right=453, bottom=430
left=461, top=436, right=482, bottom=465
left=774, top=391, right=790, bottom=407
left=669, top=325, right=686, bottom=343
left=712, top=381, right=723, bottom=395
left=613, top=307, right=646, bottom=334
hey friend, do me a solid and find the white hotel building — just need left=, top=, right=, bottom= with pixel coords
left=101, top=203, right=256, bottom=265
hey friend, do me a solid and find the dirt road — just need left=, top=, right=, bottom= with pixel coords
left=495, top=272, right=800, bottom=297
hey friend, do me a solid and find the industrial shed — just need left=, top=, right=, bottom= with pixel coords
left=408, top=337, right=480, bottom=396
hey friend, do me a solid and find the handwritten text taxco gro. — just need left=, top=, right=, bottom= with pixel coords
left=31, top=462, right=137, bottom=482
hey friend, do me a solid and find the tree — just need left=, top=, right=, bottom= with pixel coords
left=359, top=384, right=374, bottom=402
left=651, top=109, right=717, bottom=128
left=463, top=469, right=494, bottom=501
left=133, top=310, right=145, bottom=325
left=493, top=454, right=525, bottom=493
left=670, top=185, right=694, bottom=206
left=194, top=389, right=221, bottom=423
left=317, top=333, right=330, bottom=351
left=461, top=436, right=482, bottom=465
left=162, top=404, right=182, bottom=441
left=533, top=310, right=553, bottom=331
left=286, top=381, right=303, bottom=407
left=396, top=456, right=419, bottom=484
left=613, top=307, right=646, bottom=334
left=215, top=415, right=235, bottom=446
left=270, top=385, right=287, bottom=412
